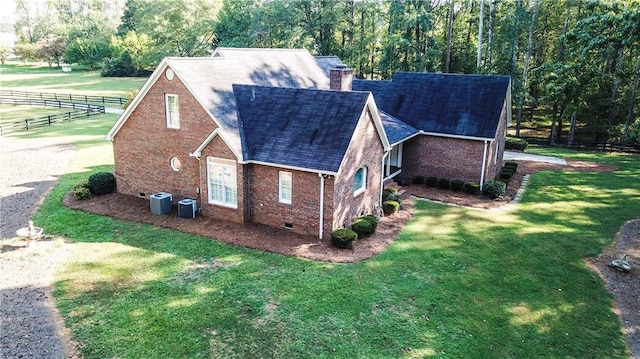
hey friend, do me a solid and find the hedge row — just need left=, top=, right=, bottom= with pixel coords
left=420, top=176, right=480, bottom=195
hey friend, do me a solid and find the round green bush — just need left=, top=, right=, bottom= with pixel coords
left=425, top=176, right=438, bottom=187
left=331, top=228, right=358, bottom=249
left=73, top=179, right=89, bottom=191
left=504, top=137, right=528, bottom=151
left=450, top=179, right=464, bottom=191
left=437, top=178, right=450, bottom=189
left=464, top=181, right=480, bottom=195
left=362, top=215, right=379, bottom=229
left=504, top=161, right=518, bottom=171
left=351, top=218, right=375, bottom=237
left=383, top=200, right=400, bottom=215
left=413, top=175, right=426, bottom=185
left=88, top=171, right=116, bottom=196
left=500, top=170, right=513, bottom=181
left=382, top=187, right=397, bottom=201
left=73, top=187, right=92, bottom=200
left=483, top=180, right=506, bottom=199
left=385, top=192, right=401, bottom=204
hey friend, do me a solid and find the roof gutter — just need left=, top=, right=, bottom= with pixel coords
left=420, top=130, right=493, bottom=142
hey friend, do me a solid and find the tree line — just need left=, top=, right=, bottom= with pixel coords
left=7, top=0, right=640, bottom=145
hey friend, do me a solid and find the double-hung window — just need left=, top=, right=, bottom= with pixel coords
left=279, top=171, right=292, bottom=204
left=207, top=157, right=237, bottom=208
left=165, top=94, right=180, bottom=129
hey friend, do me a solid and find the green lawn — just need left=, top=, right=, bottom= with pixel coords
left=30, top=141, right=636, bottom=358
left=0, top=104, right=75, bottom=123
left=0, top=61, right=147, bottom=97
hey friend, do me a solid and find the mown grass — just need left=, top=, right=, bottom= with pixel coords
left=30, top=141, right=637, bottom=358
left=0, top=104, right=74, bottom=123
left=0, top=61, right=146, bottom=97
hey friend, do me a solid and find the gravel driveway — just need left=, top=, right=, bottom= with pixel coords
left=0, top=135, right=79, bottom=358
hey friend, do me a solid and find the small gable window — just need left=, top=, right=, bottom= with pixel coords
left=279, top=171, right=292, bottom=204
left=354, top=167, right=367, bottom=195
left=165, top=94, right=180, bottom=129
left=207, top=157, right=237, bottom=208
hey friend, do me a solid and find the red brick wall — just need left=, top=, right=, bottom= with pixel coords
left=333, top=109, right=384, bottom=229
left=401, top=100, right=509, bottom=185
left=198, top=136, right=246, bottom=224
left=247, top=166, right=332, bottom=237
left=112, top=67, right=216, bottom=202
left=402, top=136, right=488, bottom=183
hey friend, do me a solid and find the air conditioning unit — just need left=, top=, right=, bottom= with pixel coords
left=178, top=198, right=197, bottom=219
left=150, top=192, right=172, bottom=215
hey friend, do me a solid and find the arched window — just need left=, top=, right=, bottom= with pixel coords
left=354, top=167, right=367, bottom=195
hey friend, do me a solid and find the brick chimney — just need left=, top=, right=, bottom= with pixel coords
left=329, top=65, right=353, bottom=91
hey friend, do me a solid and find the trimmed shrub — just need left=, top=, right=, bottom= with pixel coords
left=464, top=181, right=480, bottom=195
left=361, top=215, right=379, bottom=232
left=437, top=178, right=450, bottom=189
left=331, top=228, right=358, bottom=249
left=450, top=179, right=464, bottom=191
left=413, top=175, right=426, bottom=185
left=500, top=170, right=513, bottom=181
left=504, top=161, right=518, bottom=171
left=88, top=172, right=116, bottom=196
left=483, top=180, right=506, bottom=199
left=505, top=137, right=528, bottom=151
left=426, top=176, right=438, bottom=187
left=386, top=193, right=401, bottom=204
left=382, top=187, right=397, bottom=201
left=383, top=200, right=400, bottom=215
left=73, top=179, right=89, bottom=191
left=351, top=216, right=377, bottom=237
left=73, top=186, right=92, bottom=200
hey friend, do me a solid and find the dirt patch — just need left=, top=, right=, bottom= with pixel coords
left=587, top=220, right=640, bottom=359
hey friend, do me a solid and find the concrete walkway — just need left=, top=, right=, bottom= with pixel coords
left=504, top=151, right=567, bottom=165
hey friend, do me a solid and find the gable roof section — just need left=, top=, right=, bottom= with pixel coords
left=234, top=85, right=386, bottom=173
left=107, top=48, right=334, bottom=160
left=314, top=56, right=347, bottom=75
left=354, top=72, right=510, bottom=140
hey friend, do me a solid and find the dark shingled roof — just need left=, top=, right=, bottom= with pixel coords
left=379, top=110, right=419, bottom=145
left=234, top=85, right=372, bottom=173
left=354, top=72, right=510, bottom=139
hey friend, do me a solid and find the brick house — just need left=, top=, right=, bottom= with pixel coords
left=106, top=48, right=511, bottom=239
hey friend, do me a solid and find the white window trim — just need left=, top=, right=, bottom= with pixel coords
left=206, top=157, right=237, bottom=208
left=165, top=94, right=180, bottom=129
left=354, top=167, right=367, bottom=196
left=279, top=171, right=292, bottom=204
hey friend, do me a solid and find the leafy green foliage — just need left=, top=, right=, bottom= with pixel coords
left=64, top=38, right=111, bottom=70
left=88, top=172, right=116, bottom=196
left=72, top=179, right=91, bottom=200
left=505, top=137, right=529, bottom=151
left=450, top=179, right=464, bottom=191
left=482, top=180, right=506, bottom=199
left=464, top=181, right=480, bottom=195
left=331, top=228, right=357, bottom=249
left=426, top=176, right=438, bottom=187
left=437, top=178, right=450, bottom=189
left=382, top=200, right=400, bottom=215
left=350, top=215, right=378, bottom=238
left=382, top=187, right=397, bottom=201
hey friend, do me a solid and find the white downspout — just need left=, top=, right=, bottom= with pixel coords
left=381, top=152, right=389, bottom=205
left=318, top=173, right=325, bottom=240
left=480, top=140, right=488, bottom=190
